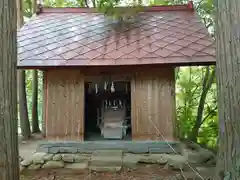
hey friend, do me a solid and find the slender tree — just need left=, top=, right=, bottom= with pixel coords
left=32, top=70, right=41, bottom=133
left=215, top=0, right=240, bottom=179
left=17, top=0, right=32, bottom=139
left=0, top=0, right=20, bottom=179
left=190, top=67, right=215, bottom=142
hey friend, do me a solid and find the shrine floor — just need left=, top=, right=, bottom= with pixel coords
left=18, top=134, right=181, bottom=159
left=85, top=132, right=131, bottom=141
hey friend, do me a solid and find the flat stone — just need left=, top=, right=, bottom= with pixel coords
left=122, top=154, right=140, bottom=168
left=183, top=149, right=201, bottom=164
left=196, top=166, right=215, bottom=177
left=43, top=154, right=54, bottom=161
left=52, top=154, right=62, bottom=161
left=20, top=158, right=33, bottom=167
left=59, top=147, right=78, bottom=154
left=37, top=141, right=181, bottom=154
left=42, top=161, right=64, bottom=169
left=62, top=154, right=74, bottom=163
left=183, top=142, right=216, bottom=164
left=28, top=164, right=42, bottom=170
left=49, top=147, right=60, bottom=154
left=91, top=156, right=122, bottom=166
left=198, top=149, right=215, bottom=163
left=161, top=154, right=188, bottom=171
left=32, top=152, right=46, bottom=164
left=149, top=147, right=177, bottom=154
left=139, top=156, right=157, bottom=164
left=148, top=154, right=168, bottom=165
left=65, top=163, right=88, bottom=170
left=74, top=154, right=89, bottom=163
left=89, top=166, right=121, bottom=172
left=93, top=150, right=123, bottom=156
left=127, top=145, right=149, bottom=154
left=205, top=156, right=216, bottom=165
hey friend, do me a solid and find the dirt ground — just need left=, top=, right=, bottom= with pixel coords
left=19, top=134, right=43, bottom=160
left=20, top=165, right=181, bottom=180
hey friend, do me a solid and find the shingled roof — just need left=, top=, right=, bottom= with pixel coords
left=17, top=2, right=215, bottom=68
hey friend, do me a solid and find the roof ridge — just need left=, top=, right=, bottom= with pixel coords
left=37, top=2, right=194, bottom=14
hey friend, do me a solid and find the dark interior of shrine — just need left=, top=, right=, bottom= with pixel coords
left=84, top=81, right=131, bottom=141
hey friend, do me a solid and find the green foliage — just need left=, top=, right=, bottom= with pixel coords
left=149, top=0, right=186, bottom=5
left=44, top=0, right=77, bottom=7
left=96, top=0, right=143, bottom=20
left=176, top=67, right=217, bottom=148
left=23, top=0, right=33, bottom=17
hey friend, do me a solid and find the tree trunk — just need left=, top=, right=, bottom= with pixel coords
left=0, top=0, right=20, bottom=179
left=31, top=0, right=41, bottom=134
left=17, top=0, right=31, bottom=139
left=32, top=70, right=41, bottom=133
left=32, top=0, right=37, bottom=13
left=190, top=67, right=215, bottom=142
left=18, top=71, right=31, bottom=138
left=215, top=0, right=240, bottom=179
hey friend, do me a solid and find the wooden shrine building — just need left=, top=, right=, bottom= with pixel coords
left=17, top=2, right=215, bottom=142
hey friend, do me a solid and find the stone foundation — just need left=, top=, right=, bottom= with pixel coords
left=36, top=140, right=182, bottom=154
left=19, top=142, right=217, bottom=179
left=19, top=141, right=217, bottom=179
left=20, top=152, right=187, bottom=172
left=20, top=152, right=90, bottom=172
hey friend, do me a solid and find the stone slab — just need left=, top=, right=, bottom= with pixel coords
left=74, top=154, right=90, bottom=163
left=122, top=154, right=140, bottom=168
left=37, top=141, right=181, bottom=154
left=21, top=158, right=33, bottom=167
left=42, top=161, right=64, bottom=169
left=92, top=150, right=123, bottom=156
left=32, top=152, right=46, bottom=164
left=43, top=154, right=54, bottom=161
left=62, top=154, right=74, bottom=163
left=91, top=156, right=122, bottom=166
left=52, top=154, right=62, bottom=161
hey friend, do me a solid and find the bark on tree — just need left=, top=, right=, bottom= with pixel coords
left=215, top=0, right=240, bottom=179
left=32, top=70, right=41, bottom=133
left=190, top=67, right=215, bottom=142
left=18, top=71, right=31, bottom=138
left=17, top=0, right=31, bottom=139
left=0, top=0, right=20, bottom=179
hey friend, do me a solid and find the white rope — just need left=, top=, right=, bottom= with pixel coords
left=148, top=118, right=205, bottom=180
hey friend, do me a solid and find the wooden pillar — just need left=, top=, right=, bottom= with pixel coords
left=131, top=67, right=176, bottom=141
left=44, top=70, right=85, bottom=141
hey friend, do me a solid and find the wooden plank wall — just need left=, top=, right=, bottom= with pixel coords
left=131, top=67, right=176, bottom=141
left=44, top=69, right=84, bottom=140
